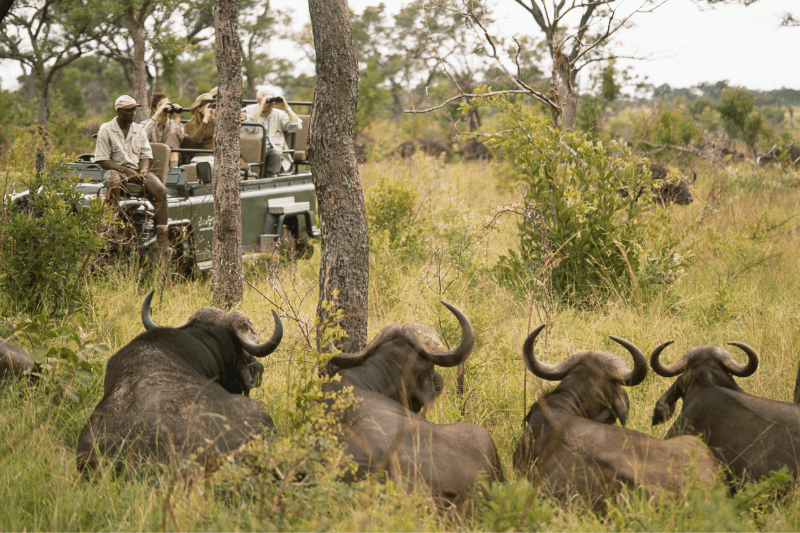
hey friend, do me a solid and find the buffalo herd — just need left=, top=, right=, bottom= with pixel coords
left=3, top=289, right=799, bottom=510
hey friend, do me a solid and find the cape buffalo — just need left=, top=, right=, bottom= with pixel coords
left=514, top=325, right=717, bottom=503
left=617, top=163, right=696, bottom=207
left=757, top=144, right=800, bottom=166
left=77, top=290, right=282, bottom=475
left=396, top=138, right=453, bottom=163
left=795, top=360, right=800, bottom=405
left=651, top=341, right=800, bottom=485
left=322, top=302, right=503, bottom=511
left=0, top=336, right=34, bottom=382
left=459, top=139, right=492, bottom=161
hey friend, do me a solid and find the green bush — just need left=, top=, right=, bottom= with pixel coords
left=0, top=154, right=105, bottom=315
left=365, top=174, right=423, bottom=254
left=632, top=100, right=701, bottom=162
left=492, top=99, right=686, bottom=307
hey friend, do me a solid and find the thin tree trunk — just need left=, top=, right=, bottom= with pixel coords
left=37, top=78, right=49, bottom=127
left=127, top=6, right=149, bottom=122
left=561, top=70, right=580, bottom=131
left=212, top=0, right=244, bottom=310
left=308, top=0, right=369, bottom=352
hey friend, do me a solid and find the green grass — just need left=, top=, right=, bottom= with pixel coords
left=2, top=140, right=800, bottom=531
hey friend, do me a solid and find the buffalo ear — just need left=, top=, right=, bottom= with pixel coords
left=652, top=383, right=681, bottom=425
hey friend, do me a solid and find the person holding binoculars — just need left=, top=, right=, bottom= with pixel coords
left=242, top=88, right=302, bottom=176
left=143, top=91, right=185, bottom=167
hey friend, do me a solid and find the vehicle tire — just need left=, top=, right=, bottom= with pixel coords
left=278, top=226, right=296, bottom=257
left=295, top=239, right=314, bottom=259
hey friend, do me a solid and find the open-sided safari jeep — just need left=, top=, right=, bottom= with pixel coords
left=34, top=100, right=319, bottom=272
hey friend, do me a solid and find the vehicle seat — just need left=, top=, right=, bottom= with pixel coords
left=290, top=115, right=310, bottom=173
left=240, top=136, right=265, bottom=179
left=149, top=143, right=170, bottom=185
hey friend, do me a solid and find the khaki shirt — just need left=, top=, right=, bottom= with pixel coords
left=142, top=118, right=185, bottom=149
left=95, top=117, right=153, bottom=170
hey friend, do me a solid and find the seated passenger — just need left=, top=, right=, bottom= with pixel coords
left=183, top=90, right=216, bottom=167
left=95, top=95, right=170, bottom=251
left=142, top=91, right=185, bottom=167
left=242, top=88, right=302, bottom=175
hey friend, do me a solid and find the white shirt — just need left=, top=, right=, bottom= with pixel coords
left=242, top=105, right=302, bottom=171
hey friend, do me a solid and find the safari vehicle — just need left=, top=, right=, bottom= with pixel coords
left=26, top=100, right=319, bottom=272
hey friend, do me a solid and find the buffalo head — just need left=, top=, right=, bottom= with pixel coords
left=650, top=341, right=758, bottom=425
left=325, top=301, right=473, bottom=413
left=521, top=325, right=648, bottom=425
left=139, top=289, right=282, bottom=395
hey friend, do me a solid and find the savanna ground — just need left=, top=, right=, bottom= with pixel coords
left=2, top=118, right=800, bottom=531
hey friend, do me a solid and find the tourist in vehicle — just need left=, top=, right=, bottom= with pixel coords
left=95, top=95, right=170, bottom=251
left=242, top=88, right=302, bottom=175
left=183, top=89, right=216, bottom=167
left=142, top=91, right=185, bottom=167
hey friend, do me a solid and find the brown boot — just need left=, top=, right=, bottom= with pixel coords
left=156, top=225, right=173, bottom=252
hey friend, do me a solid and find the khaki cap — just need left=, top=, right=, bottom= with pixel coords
left=115, top=95, right=141, bottom=110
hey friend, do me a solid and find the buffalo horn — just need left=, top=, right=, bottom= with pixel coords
left=724, top=342, right=759, bottom=377
left=609, top=336, right=648, bottom=386
left=521, top=324, right=577, bottom=381
left=141, top=290, right=161, bottom=331
left=238, top=310, right=283, bottom=358
left=649, top=340, right=685, bottom=377
left=428, top=301, right=475, bottom=368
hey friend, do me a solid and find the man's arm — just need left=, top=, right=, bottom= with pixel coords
left=98, top=159, right=142, bottom=178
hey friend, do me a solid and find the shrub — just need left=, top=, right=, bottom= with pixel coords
left=365, top=174, right=423, bottom=254
left=0, top=154, right=105, bottom=315
left=491, top=98, right=686, bottom=307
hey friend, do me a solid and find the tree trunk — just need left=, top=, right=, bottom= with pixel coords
left=561, top=69, right=580, bottom=131
left=212, top=0, right=244, bottom=310
left=37, top=77, right=49, bottom=127
left=126, top=6, right=149, bottom=122
left=308, top=0, right=369, bottom=352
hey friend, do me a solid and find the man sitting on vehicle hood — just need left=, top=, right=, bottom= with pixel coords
left=95, top=95, right=170, bottom=251
left=242, top=88, right=302, bottom=175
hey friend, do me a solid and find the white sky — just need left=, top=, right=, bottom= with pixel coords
left=283, top=0, right=800, bottom=94
left=2, top=0, right=798, bottom=94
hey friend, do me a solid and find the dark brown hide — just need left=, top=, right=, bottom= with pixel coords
left=651, top=342, right=800, bottom=484
left=794, top=360, right=800, bottom=405
left=76, top=290, right=282, bottom=475
left=618, top=163, right=696, bottom=207
left=396, top=138, right=453, bottom=163
left=757, top=144, right=800, bottom=166
left=323, top=302, right=503, bottom=511
left=459, top=139, right=492, bottom=161
left=0, top=336, right=34, bottom=381
left=514, top=326, right=717, bottom=503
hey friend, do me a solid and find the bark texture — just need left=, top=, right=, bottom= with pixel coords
left=125, top=4, right=150, bottom=123
left=212, top=0, right=244, bottom=309
left=308, top=0, right=369, bottom=352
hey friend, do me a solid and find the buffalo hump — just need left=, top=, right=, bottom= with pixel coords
left=77, top=291, right=281, bottom=476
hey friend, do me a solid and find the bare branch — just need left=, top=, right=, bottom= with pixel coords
left=405, top=89, right=531, bottom=114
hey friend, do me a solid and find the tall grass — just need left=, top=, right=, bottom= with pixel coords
left=2, top=139, right=800, bottom=531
